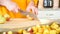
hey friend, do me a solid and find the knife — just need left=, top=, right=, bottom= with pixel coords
left=18, top=9, right=38, bottom=20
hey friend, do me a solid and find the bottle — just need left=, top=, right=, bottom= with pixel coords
left=43, top=0, right=48, bottom=8
left=48, top=0, right=53, bottom=8
left=43, top=0, right=53, bottom=8
left=59, top=0, right=60, bottom=8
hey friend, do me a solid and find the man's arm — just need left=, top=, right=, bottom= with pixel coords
left=0, top=0, right=20, bottom=13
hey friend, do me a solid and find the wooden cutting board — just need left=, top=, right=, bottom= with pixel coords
left=0, top=18, right=40, bottom=32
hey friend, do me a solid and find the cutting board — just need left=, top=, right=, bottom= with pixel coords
left=0, top=18, right=40, bottom=32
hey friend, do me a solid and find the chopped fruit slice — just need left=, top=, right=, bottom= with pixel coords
left=26, top=15, right=34, bottom=20
left=45, top=25, right=51, bottom=30
left=43, top=29, right=50, bottom=34
left=8, top=31, right=13, bottom=34
left=37, top=28, right=43, bottom=34
left=56, top=27, right=60, bottom=34
left=3, top=32, right=6, bottom=34
left=0, top=15, right=6, bottom=24
left=6, top=18, right=10, bottom=21
left=27, top=27, right=33, bottom=33
left=36, top=25, right=41, bottom=28
left=35, top=32, right=41, bottom=34
left=0, top=15, right=3, bottom=18
left=41, top=25, right=46, bottom=30
left=32, top=26, right=38, bottom=33
left=4, top=14, right=10, bottom=18
left=23, top=32, right=30, bottom=34
left=29, top=32, right=33, bottom=34
left=4, top=14, right=10, bottom=21
left=23, top=30, right=28, bottom=34
left=0, top=17, right=6, bottom=24
left=50, top=22, right=59, bottom=29
left=50, top=30, right=57, bottom=34
left=17, top=29, right=23, bottom=34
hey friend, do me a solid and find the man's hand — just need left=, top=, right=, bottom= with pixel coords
left=0, top=0, right=20, bottom=13
left=26, top=1, right=38, bottom=15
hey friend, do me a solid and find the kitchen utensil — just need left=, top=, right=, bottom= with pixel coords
left=18, top=9, right=38, bottom=20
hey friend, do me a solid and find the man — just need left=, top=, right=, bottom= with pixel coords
left=0, top=0, right=38, bottom=18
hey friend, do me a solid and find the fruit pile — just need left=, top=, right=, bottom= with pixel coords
left=0, top=14, right=10, bottom=24
left=1, top=22, right=60, bottom=34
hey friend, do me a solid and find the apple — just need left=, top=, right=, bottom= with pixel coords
left=50, top=22, right=59, bottom=30
left=17, top=29, right=23, bottom=34
left=3, top=32, right=6, bottom=34
left=50, top=30, right=56, bottom=34
left=32, top=26, right=38, bottom=33
left=35, top=32, right=41, bottom=34
left=27, top=27, right=33, bottom=33
left=38, top=28, right=44, bottom=34
left=8, top=31, right=13, bottom=34
left=29, top=32, right=33, bottom=34
left=6, top=18, right=10, bottom=21
left=56, top=27, right=60, bottom=34
left=26, top=15, right=34, bottom=20
left=23, top=30, right=29, bottom=34
left=13, top=32, right=19, bottom=34
left=0, top=15, right=6, bottom=24
left=36, top=25, right=41, bottom=29
left=45, top=25, right=51, bottom=30
left=4, top=14, right=10, bottom=18
left=41, top=25, right=46, bottom=30
left=43, top=29, right=50, bottom=34
left=4, top=14, right=10, bottom=21
left=0, top=15, right=3, bottom=18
